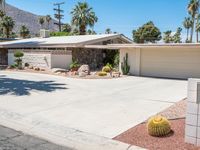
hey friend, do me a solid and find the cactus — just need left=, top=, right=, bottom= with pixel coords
left=102, top=66, right=111, bottom=72
left=98, top=71, right=107, bottom=76
left=121, top=53, right=130, bottom=75
left=147, top=116, right=171, bottom=137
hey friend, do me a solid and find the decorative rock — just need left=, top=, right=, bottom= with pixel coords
left=78, top=65, right=90, bottom=75
left=79, top=72, right=88, bottom=77
left=51, top=68, right=67, bottom=73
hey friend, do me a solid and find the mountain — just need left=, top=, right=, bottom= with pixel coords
left=5, top=3, right=58, bottom=36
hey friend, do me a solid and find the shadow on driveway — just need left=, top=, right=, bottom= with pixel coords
left=0, top=75, right=67, bottom=96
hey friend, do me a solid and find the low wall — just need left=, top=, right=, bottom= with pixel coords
left=8, top=49, right=72, bottom=69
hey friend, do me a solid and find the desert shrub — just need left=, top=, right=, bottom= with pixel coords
left=24, top=63, right=29, bottom=67
left=147, top=116, right=171, bottom=137
left=14, top=51, right=24, bottom=69
left=98, top=71, right=107, bottom=76
left=69, top=60, right=80, bottom=70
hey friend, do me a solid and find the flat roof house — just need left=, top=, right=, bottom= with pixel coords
left=0, top=34, right=132, bottom=70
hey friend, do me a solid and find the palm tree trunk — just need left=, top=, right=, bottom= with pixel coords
left=190, top=18, right=195, bottom=43
left=197, top=31, right=199, bottom=43
left=186, top=28, right=189, bottom=42
left=80, top=25, right=86, bottom=35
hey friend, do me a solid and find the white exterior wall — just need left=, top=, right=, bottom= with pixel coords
left=8, top=49, right=72, bottom=69
left=51, top=54, right=72, bottom=69
left=8, top=50, right=51, bottom=68
left=120, top=48, right=141, bottom=76
left=120, top=47, right=200, bottom=79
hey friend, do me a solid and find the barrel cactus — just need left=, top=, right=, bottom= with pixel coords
left=102, top=66, right=111, bottom=72
left=147, top=116, right=171, bottom=137
left=98, top=71, right=107, bottom=76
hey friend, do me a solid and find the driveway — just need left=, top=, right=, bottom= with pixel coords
left=0, top=71, right=187, bottom=149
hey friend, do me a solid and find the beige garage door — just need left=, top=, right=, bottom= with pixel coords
left=140, top=48, right=200, bottom=79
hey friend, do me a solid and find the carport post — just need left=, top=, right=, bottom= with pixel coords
left=185, top=78, right=200, bottom=146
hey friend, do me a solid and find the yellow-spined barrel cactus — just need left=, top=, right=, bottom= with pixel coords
left=147, top=116, right=171, bottom=137
left=98, top=71, right=107, bottom=76
left=102, top=66, right=111, bottom=72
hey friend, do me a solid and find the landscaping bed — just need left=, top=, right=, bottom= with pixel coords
left=114, top=100, right=200, bottom=150
left=5, top=68, right=124, bottom=79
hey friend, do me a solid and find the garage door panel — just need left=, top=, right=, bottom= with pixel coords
left=141, top=48, right=200, bottom=79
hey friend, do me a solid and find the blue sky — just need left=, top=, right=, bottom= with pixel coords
left=7, top=0, right=189, bottom=38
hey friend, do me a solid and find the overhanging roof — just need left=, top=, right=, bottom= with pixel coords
left=83, top=43, right=200, bottom=50
left=0, top=34, right=132, bottom=48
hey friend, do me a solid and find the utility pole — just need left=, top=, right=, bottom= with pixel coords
left=53, top=2, right=65, bottom=32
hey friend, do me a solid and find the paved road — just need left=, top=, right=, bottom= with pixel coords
left=0, top=125, right=73, bottom=150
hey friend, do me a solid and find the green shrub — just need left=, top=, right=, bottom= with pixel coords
left=24, top=63, right=29, bottom=67
left=14, top=51, right=24, bottom=69
left=50, top=32, right=72, bottom=37
left=70, top=60, right=80, bottom=70
left=98, top=71, right=107, bottom=76
left=147, top=116, right=171, bottom=137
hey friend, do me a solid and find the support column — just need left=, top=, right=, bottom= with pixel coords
left=185, top=78, right=200, bottom=146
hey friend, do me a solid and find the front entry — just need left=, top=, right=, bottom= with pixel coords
left=0, top=49, right=8, bottom=65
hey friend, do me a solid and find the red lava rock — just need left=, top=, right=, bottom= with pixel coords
left=114, top=119, right=200, bottom=150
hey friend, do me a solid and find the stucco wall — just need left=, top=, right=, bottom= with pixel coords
left=8, top=49, right=72, bottom=69
left=120, top=48, right=140, bottom=75
left=8, top=50, right=51, bottom=68
left=51, top=54, right=72, bottom=69
left=120, top=47, right=200, bottom=79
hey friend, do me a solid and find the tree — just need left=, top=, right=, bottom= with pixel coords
left=0, top=10, right=5, bottom=19
left=39, top=17, right=45, bottom=29
left=163, top=30, right=172, bottom=43
left=188, top=0, right=199, bottom=42
left=172, top=27, right=182, bottom=43
left=1, top=16, right=15, bottom=38
left=71, top=2, right=98, bottom=35
left=20, top=25, right=30, bottom=38
left=105, top=28, right=112, bottom=34
left=132, top=21, right=162, bottom=43
left=62, top=23, right=72, bottom=33
left=45, top=15, right=52, bottom=30
left=196, top=22, right=200, bottom=42
left=87, top=29, right=96, bottom=35
left=183, top=17, right=193, bottom=42
left=196, top=14, right=200, bottom=42
left=14, top=51, right=24, bottom=69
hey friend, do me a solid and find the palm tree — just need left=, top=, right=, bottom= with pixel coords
left=20, top=25, right=30, bottom=38
left=196, top=22, right=200, bottom=42
left=45, top=15, right=52, bottom=30
left=71, top=2, right=98, bottom=35
left=105, top=28, right=112, bottom=34
left=1, top=16, right=15, bottom=38
left=196, top=14, right=200, bottom=42
left=0, top=0, right=5, bottom=12
left=188, top=0, right=199, bottom=42
left=183, top=17, right=193, bottom=42
left=62, top=23, right=72, bottom=33
left=39, top=17, right=45, bottom=29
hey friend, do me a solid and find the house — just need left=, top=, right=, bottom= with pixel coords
left=85, top=43, right=200, bottom=79
left=0, top=34, right=132, bottom=69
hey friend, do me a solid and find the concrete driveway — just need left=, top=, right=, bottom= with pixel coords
left=0, top=71, right=187, bottom=149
